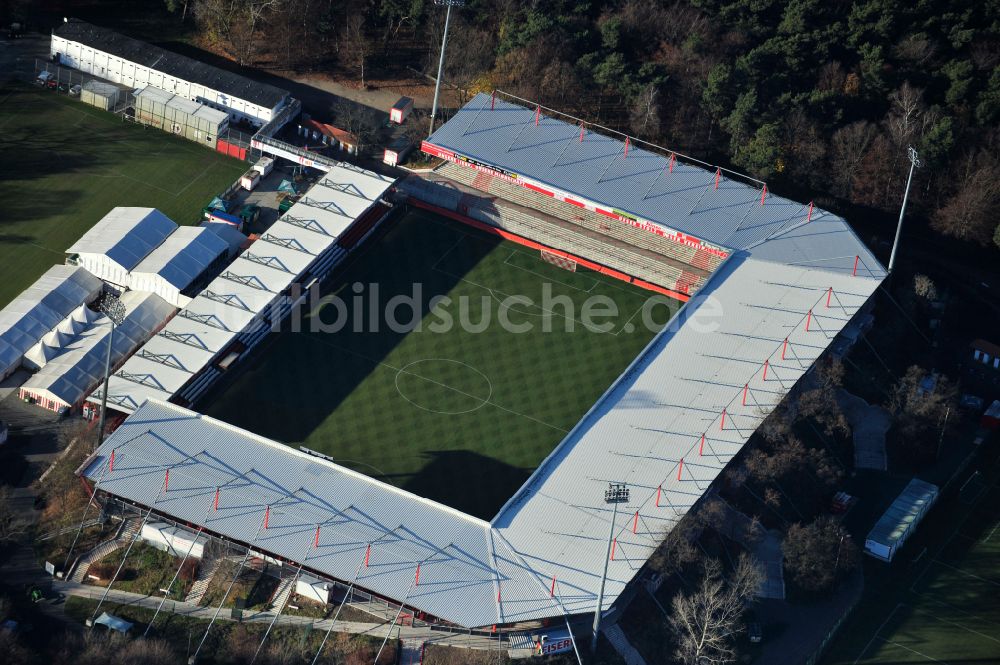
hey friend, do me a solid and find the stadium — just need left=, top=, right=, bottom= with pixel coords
left=68, top=90, right=884, bottom=649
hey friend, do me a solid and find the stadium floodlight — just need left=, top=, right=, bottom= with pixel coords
left=592, top=482, right=629, bottom=652
left=428, top=0, right=466, bottom=138
left=888, top=145, right=921, bottom=275
left=94, top=291, right=126, bottom=450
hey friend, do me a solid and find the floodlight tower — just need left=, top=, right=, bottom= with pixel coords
left=888, top=146, right=921, bottom=275
left=428, top=0, right=465, bottom=138
left=94, top=291, right=126, bottom=449
left=591, top=482, right=629, bottom=652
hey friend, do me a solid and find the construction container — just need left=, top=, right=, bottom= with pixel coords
left=253, top=156, right=274, bottom=177
left=390, top=97, right=413, bottom=124
left=240, top=169, right=261, bottom=191
left=383, top=137, right=413, bottom=167
left=80, top=80, right=120, bottom=111
left=135, top=85, right=229, bottom=146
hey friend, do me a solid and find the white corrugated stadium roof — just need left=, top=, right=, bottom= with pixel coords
left=130, top=226, right=229, bottom=291
left=93, top=168, right=394, bottom=413
left=22, top=290, right=175, bottom=408
left=0, top=265, right=103, bottom=377
left=84, top=98, right=887, bottom=627
left=67, top=207, right=177, bottom=272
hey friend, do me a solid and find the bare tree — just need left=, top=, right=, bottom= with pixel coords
left=782, top=516, right=858, bottom=594
left=333, top=100, right=385, bottom=154
left=888, top=366, right=957, bottom=461
left=829, top=121, right=878, bottom=198
left=630, top=82, right=663, bottom=138
left=886, top=82, right=925, bottom=148
left=931, top=156, right=1000, bottom=244
left=341, top=13, right=374, bottom=88
left=668, top=554, right=763, bottom=665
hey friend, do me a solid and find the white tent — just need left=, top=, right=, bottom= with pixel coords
left=67, top=208, right=177, bottom=287
left=0, top=266, right=103, bottom=379
left=21, top=291, right=175, bottom=412
left=127, top=226, right=228, bottom=307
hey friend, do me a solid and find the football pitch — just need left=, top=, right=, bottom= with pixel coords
left=0, top=83, right=247, bottom=308
left=826, top=479, right=1000, bottom=665
left=203, top=209, right=679, bottom=518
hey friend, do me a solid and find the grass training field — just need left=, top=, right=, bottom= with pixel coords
left=204, top=209, right=679, bottom=518
left=0, top=83, right=247, bottom=308
left=825, top=477, right=1000, bottom=665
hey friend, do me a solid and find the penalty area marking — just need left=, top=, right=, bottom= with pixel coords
left=394, top=358, right=494, bottom=415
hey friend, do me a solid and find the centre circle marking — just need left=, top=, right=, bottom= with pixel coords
left=394, top=358, right=493, bottom=415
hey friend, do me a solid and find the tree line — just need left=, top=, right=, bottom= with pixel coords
left=171, top=0, right=1000, bottom=250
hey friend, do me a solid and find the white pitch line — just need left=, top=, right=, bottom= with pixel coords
left=853, top=603, right=902, bottom=665
left=883, top=639, right=948, bottom=663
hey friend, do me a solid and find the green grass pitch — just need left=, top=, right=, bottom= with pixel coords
left=826, top=483, right=1000, bottom=665
left=203, top=209, right=680, bottom=518
left=0, top=83, right=248, bottom=308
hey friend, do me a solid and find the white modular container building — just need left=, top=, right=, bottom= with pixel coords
left=0, top=265, right=103, bottom=380
left=80, top=80, right=120, bottom=111
left=127, top=226, right=229, bottom=307
left=52, top=19, right=289, bottom=126
left=67, top=207, right=177, bottom=288
left=19, top=290, right=175, bottom=413
left=134, top=85, right=229, bottom=146
left=865, top=478, right=940, bottom=562
left=295, top=576, right=332, bottom=605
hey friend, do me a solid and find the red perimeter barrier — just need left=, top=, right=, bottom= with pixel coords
left=216, top=138, right=248, bottom=161
left=408, top=198, right=691, bottom=302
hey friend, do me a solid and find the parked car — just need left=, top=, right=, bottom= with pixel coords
left=69, top=84, right=81, bottom=96
left=748, top=620, right=763, bottom=644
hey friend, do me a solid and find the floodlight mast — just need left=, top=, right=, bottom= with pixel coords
left=94, top=291, right=126, bottom=450
left=888, top=146, right=921, bottom=275
left=591, top=482, right=629, bottom=652
left=428, top=0, right=465, bottom=138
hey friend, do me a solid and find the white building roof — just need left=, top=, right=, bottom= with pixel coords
left=22, top=291, right=175, bottom=408
left=135, top=85, right=229, bottom=128
left=93, top=168, right=394, bottom=413
left=0, top=265, right=103, bottom=377
left=129, top=226, right=229, bottom=291
left=84, top=101, right=887, bottom=627
left=67, top=207, right=177, bottom=272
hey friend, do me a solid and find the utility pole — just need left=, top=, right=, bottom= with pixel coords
left=888, top=146, right=921, bottom=274
left=592, top=482, right=629, bottom=652
left=428, top=0, right=464, bottom=138
left=94, top=291, right=126, bottom=450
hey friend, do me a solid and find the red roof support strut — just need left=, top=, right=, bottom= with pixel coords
left=760, top=184, right=768, bottom=205
left=807, top=200, right=814, bottom=222
left=699, top=433, right=705, bottom=456
left=314, top=525, right=321, bottom=549
left=611, top=538, right=617, bottom=561
left=782, top=337, right=788, bottom=360
left=109, top=449, right=115, bottom=472
left=853, top=255, right=859, bottom=276
left=534, top=105, right=540, bottom=126
left=164, top=468, right=169, bottom=491
left=213, top=487, right=219, bottom=511
left=763, top=359, right=770, bottom=381
left=827, top=287, right=833, bottom=308
left=364, top=543, right=371, bottom=568
left=263, top=505, right=270, bottom=529
left=720, top=408, right=727, bottom=430
left=550, top=576, right=556, bottom=597
left=632, top=511, right=639, bottom=534
left=669, top=153, right=676, bottom=173
left=677, top=459, right=684, bottom=481
left=655, top=485, right=662, bottom=506
left=742, top=383, right=748, bottom=406
left=714, top=167, right=721, bottom=190
left=806, top=309, right=813, bottom=332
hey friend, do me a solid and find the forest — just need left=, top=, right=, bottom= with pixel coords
left=151, top=0, right=1000, bottom=251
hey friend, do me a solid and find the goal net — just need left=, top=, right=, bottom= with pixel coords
left=540, top=249, right=577, bottom=272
